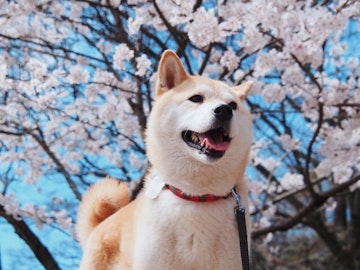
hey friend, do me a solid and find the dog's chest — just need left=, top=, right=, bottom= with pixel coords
left=132, top=194, right=242, bottom=269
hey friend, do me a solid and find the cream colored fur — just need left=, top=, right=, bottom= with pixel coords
left=77, top=50, right=253, bottom=270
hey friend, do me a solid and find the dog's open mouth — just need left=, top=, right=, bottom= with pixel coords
left=182, top=128, right=231, bottom=158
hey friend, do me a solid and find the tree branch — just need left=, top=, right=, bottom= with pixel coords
left=152, top=0, right=193, bottom=74
left=29, top=128, right=82, bottom=200
left=0, top=206, right=61, bottom=270
left=290, top=53, right=324, bottom=199
left=252, top=174, right=360, bottom=239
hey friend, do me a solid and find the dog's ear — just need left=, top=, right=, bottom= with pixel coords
left=155, top=50, right=188, bottom=97
left=232, top=81, right=253, bottom=101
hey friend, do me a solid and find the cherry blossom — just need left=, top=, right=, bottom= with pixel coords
left=187, top=7, right=226, bottom=47
left=135, top=54, right=152, bottom=77
left=0, top=0, right=359, bottom=268
left=113, top=44, right=135, bottom=70
left=280, top=172, right=304, bottom=190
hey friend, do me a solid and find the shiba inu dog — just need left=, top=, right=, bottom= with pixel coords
left=77, top=50, right=253, bottom=269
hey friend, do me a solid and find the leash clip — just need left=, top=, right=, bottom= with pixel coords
left=231, top=187, right=246, bottom=213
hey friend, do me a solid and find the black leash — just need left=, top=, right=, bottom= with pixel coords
left=232, top=188, right=250, bottom=270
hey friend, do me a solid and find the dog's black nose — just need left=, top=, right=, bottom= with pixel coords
left=213, top=104, right=233, bottom=122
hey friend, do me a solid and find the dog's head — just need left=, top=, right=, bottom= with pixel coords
left=146, top=50, right=252, bottom=194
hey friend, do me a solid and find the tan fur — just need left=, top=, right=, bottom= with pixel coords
left=77, top=50, right=253, bottom=269
left=76, top=178, right=131, bottom=248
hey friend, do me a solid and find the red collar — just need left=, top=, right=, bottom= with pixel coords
left=164, top=184, right=231, bottom=202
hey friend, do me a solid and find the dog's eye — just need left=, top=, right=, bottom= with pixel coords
left=229, top=101, right=237, bottom=110
left=188, top=95, right=204, bottom=103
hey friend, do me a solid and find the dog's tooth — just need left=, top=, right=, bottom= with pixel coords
left=191, top=132, right=199, bottom=143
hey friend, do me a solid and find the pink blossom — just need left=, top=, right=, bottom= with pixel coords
left=280, top=173, right=304, bottom=190
left=113, top=44, right=134, bottom=70
left=220, top=49, right=240, bottom=73
left=135, top=55, right=151, bottom=76
left=67, top=65, right=90, bottom=84
left=187, top=8, right=224, bottom=47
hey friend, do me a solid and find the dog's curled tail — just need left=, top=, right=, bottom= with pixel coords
left=76, top=177, right=131, bottom=248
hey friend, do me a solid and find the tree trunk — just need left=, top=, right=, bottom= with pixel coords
left=334, top=195, right=347, bottom=229
left=0, top=206, right=61, bottom=270
left=306, top=212, right=352, bottom=269
left=350, top=190, right=360, bottom=270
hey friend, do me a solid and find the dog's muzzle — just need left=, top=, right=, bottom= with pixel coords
left=181, top=104, right=234, bottom=159
left=182, top=127, right=231, bottom=159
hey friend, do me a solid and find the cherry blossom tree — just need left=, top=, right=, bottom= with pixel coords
left=0, top=0, right=359, bottom=269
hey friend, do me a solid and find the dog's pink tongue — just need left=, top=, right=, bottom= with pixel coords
left=199, top=133, right=229, bottom=151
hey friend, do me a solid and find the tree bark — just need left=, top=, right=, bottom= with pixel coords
left=334, top=195, right=347, bottom=229
left=0, top=206, right=61, bottom=270
left=350, top=190, right=360, bottom=270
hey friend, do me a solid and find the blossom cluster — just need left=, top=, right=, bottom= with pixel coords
left=0, top=193, right=72, bottom=230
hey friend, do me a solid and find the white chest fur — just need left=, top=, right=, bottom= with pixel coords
left=132, top=191, right=242, bottom=270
